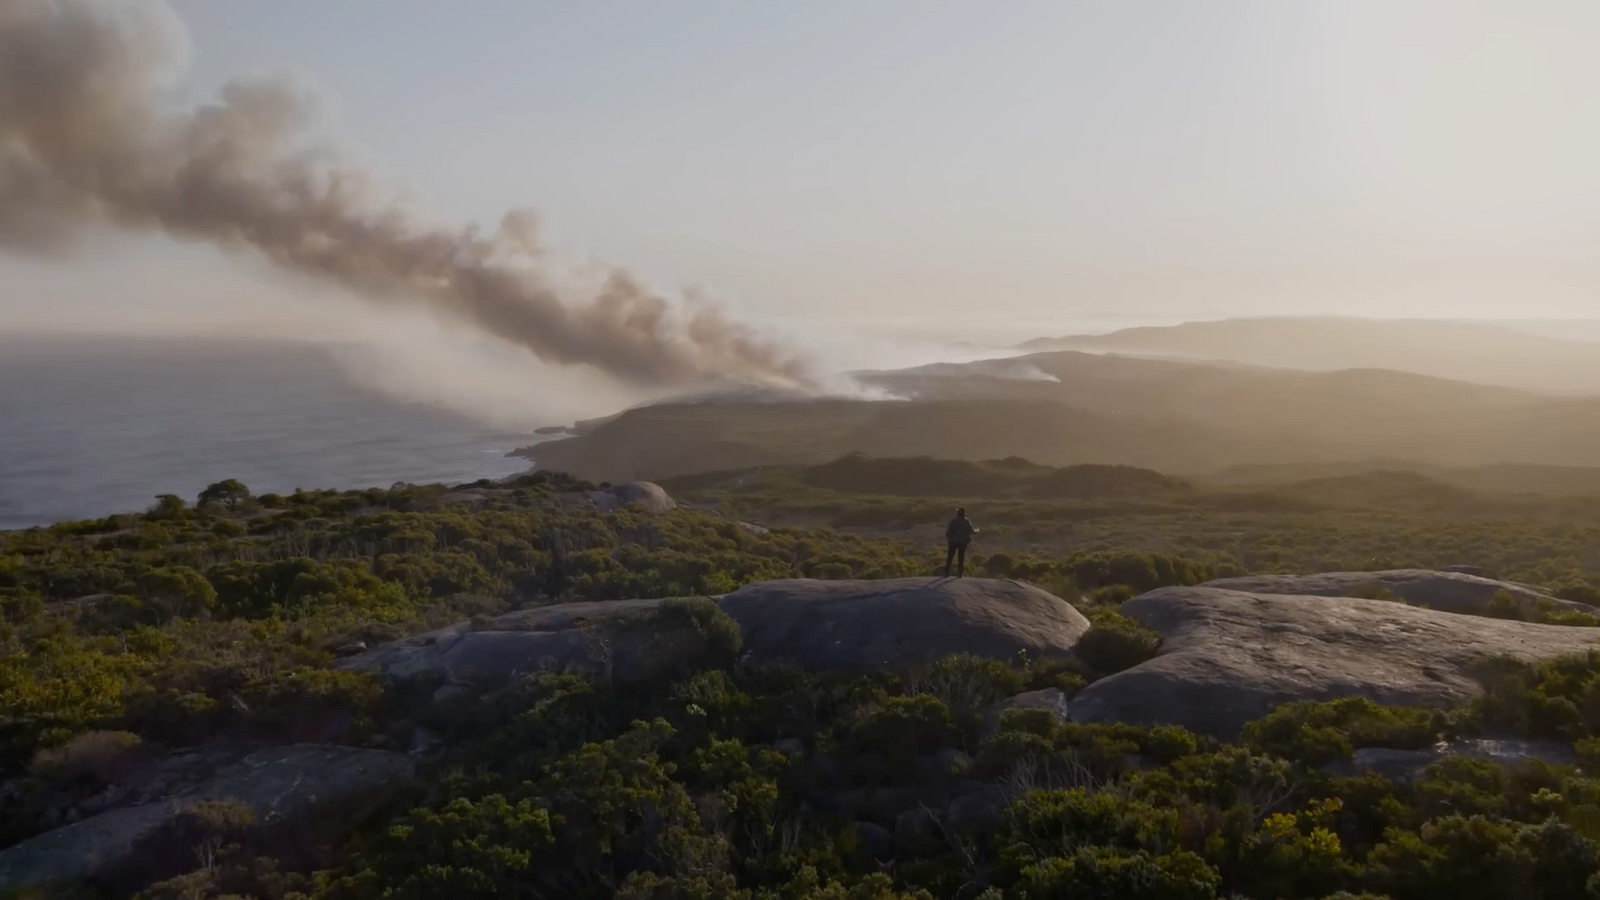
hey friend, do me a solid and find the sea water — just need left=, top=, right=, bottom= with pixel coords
left=0, top=336, right=541, bottom=529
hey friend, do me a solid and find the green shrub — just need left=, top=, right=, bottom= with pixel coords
left=1145, top=725, right=1199, bottom=764
left=1578, top=736, right=1600, bottom=772
left=1002, top=788, right=1182, bottom=859
left=30, top=729, right=142, bottom=782
left=1242, top=697, right=1438, bottom=766
left=609, top=595, right=744, bottom=677
left=1529, top=598, right=1600, bottom=627
left=1075, top=609, right=1163, bottom=675
left=1029, top=664, right=1088, bottom=696
left=1365, top=814, right=1599, bottom=900
left=1557, top=582, right=1600, bottom=607
left=909, top=653, right=1025, bottom=730
left=1486, top=589, right=1526, bottom=620
left=122, top=799, right=257, bottom=887
left=1014, top=847, right=1220, bottom=900
left=1467, top=653, right=1600, bottom=740
left=321, top=795, right=556, bottom=900
left=851, top=694, right=956, bottom=755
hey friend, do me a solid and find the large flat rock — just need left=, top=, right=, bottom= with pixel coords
left=341, top=578, right=1090, bottom=684
left=590, top=481, right=676, bottom=512
left=1069, top=587, right=1600, bottom=738
left=720, top=577, right=1089, bottom=672
left=1204, top=569, right=1590, bottom=617
left=0, top=744, right=412, bottom=893
left=339, top=598, right=666, bottom=682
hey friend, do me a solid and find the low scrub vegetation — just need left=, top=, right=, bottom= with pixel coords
left=5, top=472, right=1600, bottom=898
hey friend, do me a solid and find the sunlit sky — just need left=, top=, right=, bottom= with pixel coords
left=5, top=0, right=1600, bottom=346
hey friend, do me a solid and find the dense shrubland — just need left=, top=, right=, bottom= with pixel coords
left=5, top=469, right=1600, bottom=898
left=664, top=458, right=1600, bottom=593
left=85, top=642, right=1600, bottom=900
left=0, top=475, right=1225, bottom=783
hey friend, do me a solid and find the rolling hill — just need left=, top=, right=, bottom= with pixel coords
left=1017, top=316, right=1600, bottom=395
left=517, top=349, right=1600, bottom=483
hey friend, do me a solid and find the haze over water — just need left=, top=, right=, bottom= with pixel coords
left=0, top=337, right=538, bottom=530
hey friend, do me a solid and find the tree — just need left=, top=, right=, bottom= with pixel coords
left=137, top=566, right=218, bottom=623
left=148, top=494, right=187, bottom=520
left=198, top=479, right=251, bottom=511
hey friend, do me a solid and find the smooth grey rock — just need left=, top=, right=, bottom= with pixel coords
left=806, top=788, right=864, bottom=818
left=1203, top=569, right=1587, bottom=617
left=1455, top=738, right=1576, bottom=768
left=337, top=599, right=676, bottom=683
left=772, top=738, right=806, bottom=757
left=720, top=578, right=1089, bottom=672
left=591, top=481, right=677, bottom=512
left=1443, top=565, right=1498, bottom=580
left=855, top=822, right=896, bottom=862
left=431, top=683, right=472, bottom=704
left=343, top=579, right=1089, bottom=683
left=1323, top=747, right=1443, bottom=782
left=855, top=787, right=918, bottom=828
left=0, top=745, right=413, bottom=894
left=894, top=808, right=942, bottom=855
left=915, top=748, right=972, bottom=783
left=984, top=688, right=1074, bottom=735
left=480, top=597, right=673, bottom=633
left=1325, top=738, right=1577, bottom=782
left=440, top=630, right=603, bottom=682
left=1069, top=587, right=1600, bottom=738
left=409, top=727, right=444, bottom=757
left=945, top=784, right=1015, bottom=834
left=808, top=753, right=845, bottom=787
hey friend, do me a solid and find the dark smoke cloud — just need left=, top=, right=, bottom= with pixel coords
left=0, top=0, right=814, bottom=388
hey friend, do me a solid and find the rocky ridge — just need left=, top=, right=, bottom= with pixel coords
left=339, top=577, right=1092, bottom=687
left=1204, top=568, right=1592, bottom=616
left=1070, top=586, right=1600, bottom=737
left=0, top=744, right=412, bottom=893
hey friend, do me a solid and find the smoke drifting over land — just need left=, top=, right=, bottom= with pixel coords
left=0, top=0, right=813, bottom=389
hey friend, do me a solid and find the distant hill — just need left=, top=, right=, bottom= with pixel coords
left=1264, top=470, right=1476, bottom=510
left=520, top=395, right=1239, bottom=482
left=518, top=350, right=1600, bottom=483
left=1017, top=317, right=1600, bottom=395
left=855, top=350, right=1600, bottom=467
left=795, top=453, right=1188, bottom=500
left=1208, top=460, right=1600, bottom=498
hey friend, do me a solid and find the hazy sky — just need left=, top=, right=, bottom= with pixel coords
left=5, top=0, right=1600, bottom=347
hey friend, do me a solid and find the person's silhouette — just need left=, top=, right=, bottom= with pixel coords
left=944, top=507, right=977, bottom=577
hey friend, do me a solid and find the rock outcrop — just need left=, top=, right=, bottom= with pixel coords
left=341, top=578, right=1091, bottom=687
left=720, top=577, right=1090, bottom=673
left=590, top=481, right=676, bottom=512
left=1324, top=738, right=1577, bottom=782
left=1203, top=569, right=1590, bottom=617
left=1069, top=586, right=1600, bottom=738
left=338, top=597, right=706, bottom=684
left=0, top=744, right=413, bottom=894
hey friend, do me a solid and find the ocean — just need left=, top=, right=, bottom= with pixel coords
left=0, top=337, right=543, bottom=530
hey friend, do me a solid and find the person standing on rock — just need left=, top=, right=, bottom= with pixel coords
left=944, top=507, right=978, bottom=577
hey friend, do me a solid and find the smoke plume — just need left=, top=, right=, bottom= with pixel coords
left=0, top=0, right=814, bottom=389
